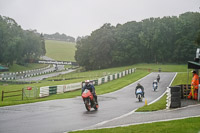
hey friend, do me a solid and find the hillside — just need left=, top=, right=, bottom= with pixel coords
left=45, top=40, right=76, bottom=61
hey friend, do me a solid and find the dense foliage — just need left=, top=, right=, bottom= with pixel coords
left=44, top=32, right=75, bottom=42
left=75, top=12, right=200, bottom=70
left=0, top=16, right=46, bottom=66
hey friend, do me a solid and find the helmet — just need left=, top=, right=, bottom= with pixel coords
left=85, top=80, right=90, bottom=83
left=85, top=80, right=90, bottom=85
left=192, top=70, right=196, bottom=74
left=154, top=80, right=157, bottom=82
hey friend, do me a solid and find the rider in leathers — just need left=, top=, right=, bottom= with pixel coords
left=82, top=80, right=98, bottom=104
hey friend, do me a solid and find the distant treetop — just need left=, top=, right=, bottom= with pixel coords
left=44, top=32, right=75, bottom=43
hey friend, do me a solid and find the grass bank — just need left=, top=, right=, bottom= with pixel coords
left=136, top=94, right=167, bottom=112
left=1, top=63, right=48, bottom=73
left=70, top=117, right=200, bottom=133
left=45, top=40, right=76, bottom=61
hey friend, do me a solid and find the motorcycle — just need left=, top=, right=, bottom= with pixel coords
left=153, top=82, right=158, bottom=91
left=82, top=89, right=99, bottom=111
left=136, top=88, right=144, bottom=102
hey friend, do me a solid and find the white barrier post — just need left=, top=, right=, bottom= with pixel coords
left=110, top=75, right=113, bottom=81
left=166, top=87, right=171, bottom=109
left=39, top=86, right=50, bottom=97
left=98, top=78, right=102, bottom=85
left=63, top=82, right=82, bottom=92
left=57, top=85, right=64, bottom=94
left=104, top=76, right=108, bottom=83
left=119, top=73, right=121, bottom=78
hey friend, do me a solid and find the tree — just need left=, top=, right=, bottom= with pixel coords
left=75, top=12, right=200, bottom=69
left=0, top=15, right=46, bottom=66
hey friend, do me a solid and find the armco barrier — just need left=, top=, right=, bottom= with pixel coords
left=57, top=85, right=64, bottom=94
left=63, top=82, right=82, bottom=92
left=49, top=86, right=57, bottom=95
left=0, top=65, right=53, bottom=81
left=39, top=68, right=136, bottom=98
left=39, top=86, right=49, bottom=97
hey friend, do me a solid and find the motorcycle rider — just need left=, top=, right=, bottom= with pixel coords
left=135, top=83, right=145, bottom=98
left=157, top=74, right=160, bottom=82
left=82, top=80, right=98, bottom=104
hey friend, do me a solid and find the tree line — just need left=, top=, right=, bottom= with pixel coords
left=44, top=32, right=75, bottom=42
left=0, top=16, right=46, bottom=66
left=75, top=12, right=200, bottom=70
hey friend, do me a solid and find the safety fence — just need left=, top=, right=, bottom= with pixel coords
left=1, top=89, right=23, bottom=101
left=1, top=87, right=38, bottom=101
left=0, top=80, right=37, bottom=84
left=39, top=82, right=82, bottom=97
left=39, top=68, right=135, bottom=97
left=0, top=65, right=56, bottom=80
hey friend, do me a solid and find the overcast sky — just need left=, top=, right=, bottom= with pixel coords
left=0, top=0, right=199, bottom=38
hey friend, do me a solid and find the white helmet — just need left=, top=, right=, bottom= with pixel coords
left=85, top=80, right=90, bottom=85
left=85, top=80, right=90, bottom=83
left=154, top=80, right=157, bottom=82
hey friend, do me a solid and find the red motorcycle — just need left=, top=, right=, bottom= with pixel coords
left=82, top=89, right=99, bottom=111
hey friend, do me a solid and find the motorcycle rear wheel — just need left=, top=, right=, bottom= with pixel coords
left=94, top=104, right=99, bottom=110
left=138, top=94, right=142, bottom=102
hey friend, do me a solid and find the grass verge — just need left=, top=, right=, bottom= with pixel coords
left=135, top=94, right=167, bottom=112
left=2, top=63, right=48, bottom=73
left=70, top=117, right=200, bottom=133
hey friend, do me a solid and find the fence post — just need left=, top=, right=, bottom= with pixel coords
left=22, top=88, right=24, bottom=100
left=2, top=91, right=4, bottom=101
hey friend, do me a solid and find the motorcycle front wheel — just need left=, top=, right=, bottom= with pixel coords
left=84, top=99, right=91, bottom=111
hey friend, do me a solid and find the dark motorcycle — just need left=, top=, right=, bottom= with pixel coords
left=157, top=75, right=160, bottom=82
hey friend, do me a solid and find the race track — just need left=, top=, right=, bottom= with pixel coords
left=0, top=72, right=176, bottom=133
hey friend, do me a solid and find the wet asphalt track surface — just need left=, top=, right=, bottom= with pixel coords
left=0, top=72, right=176, bottom=133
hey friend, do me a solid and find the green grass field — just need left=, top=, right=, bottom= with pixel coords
left=136, top=94, right=167, bottom=112
left=45, top=40, right=76, bottom=61
left=70, top=117, right=200, bottom=133
left=0, top=63, right=48, bottom=73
